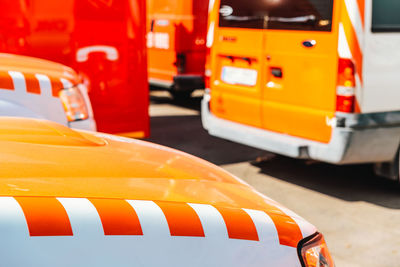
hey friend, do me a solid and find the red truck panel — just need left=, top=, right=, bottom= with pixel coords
left=0, top=0, right=149, bottom=136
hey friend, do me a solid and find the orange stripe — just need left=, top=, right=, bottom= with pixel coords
left=259, top=203, right=303, bottom=247
left=214, top=206, right=259, bottom=241
left=89, top=198, right=143, bottom=235
left=0, top=71, right=14, bottom=90
left=14, top=197, right=73, bottom=236
left=156, top=201, right=204, bottom=237
left=341, top=3, right=363, bottom=82
left=24, top=73, right=41, bottom=94
left=356, top=0, right=365, bottom=25
left=50, top=77, right=64, bottom=97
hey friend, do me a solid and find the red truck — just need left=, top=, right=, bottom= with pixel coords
left=0, top=0, right=149, bottom=137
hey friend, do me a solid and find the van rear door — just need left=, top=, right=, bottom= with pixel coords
left=147, top=0, right=179, bottom=85
left=362, top=0, right=400, bottom=113
left=211, top=0, right=265, bottom=128
left=261, top=0, right=338, bottom=143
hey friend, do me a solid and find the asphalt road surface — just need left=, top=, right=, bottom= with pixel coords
left=147, top=89, right=400, bottom=267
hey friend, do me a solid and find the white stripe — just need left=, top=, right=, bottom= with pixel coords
left=35, top=74, right=53, bottom=98
left=57, top=198, right=103, bottom=237
left=127, top=200, right=170, bottom=237
left=206, top=22, right=215, bottom=48
left=8, top=71, right=26, bottom=93
left=243, top=209, right=280, bottom=244
left=338, top=23, right=353, bottom=59
left=188, top=203, right=228, bottom=239
left=208, top=0, right=216, bottom=13
left=0, top=197, right=29, bottom=238
left=344, top=0, right=364, bottom=50
left=0, top=197, right=31, bottom=267
left=278, top=206, right=317, bottom=239
left=60, top=78, right=73, bottom=89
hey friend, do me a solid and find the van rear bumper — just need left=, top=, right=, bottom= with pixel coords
left=201, top=91, right=400, bottom=164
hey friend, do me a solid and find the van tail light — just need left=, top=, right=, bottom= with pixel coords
left=336, top=58, right=355, bottom=113
left=175, top=53, right=186, bottom=74
left=59, top=86, right=89, bottom=122
left=298, top=233, right=335, bottom=267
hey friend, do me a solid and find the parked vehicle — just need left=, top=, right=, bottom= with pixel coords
left=0, top=0, right=149, bottom=137
left=0, top=116, right=334, bottom=267
left=0, top=53, right=95, bottom=130
left=147, top=0, right=208, bottom=98
left=202, top=0, right=400, bottom=180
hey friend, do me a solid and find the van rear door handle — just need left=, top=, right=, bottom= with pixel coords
left=271, top=67, right=283, bottom=78
left=302, top=40, right=317, bottom=48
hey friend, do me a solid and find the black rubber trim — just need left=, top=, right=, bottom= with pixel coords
left=297, top=232, right=320, bottom=267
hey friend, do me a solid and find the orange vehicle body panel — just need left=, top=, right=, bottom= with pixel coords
left=209, top=0, right=340, bottom=143
left=147, top=0, right=208, bottom=87
left=0, top=0, right=149, bottom=136
left=0, top=117, right=308, bottom=250
left=1, top=117, right=286, bottom=211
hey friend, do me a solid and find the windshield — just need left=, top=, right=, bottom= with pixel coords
left=219, top=0, right=334, bottom=32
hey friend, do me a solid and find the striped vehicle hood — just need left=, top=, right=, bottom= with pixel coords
left=0, top=118, right=316, bottom=266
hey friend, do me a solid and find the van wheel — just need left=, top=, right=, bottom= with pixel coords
left=170, top=90, right=193, bottom=101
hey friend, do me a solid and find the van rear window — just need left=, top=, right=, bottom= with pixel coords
left=219, top=0, right=334, bottom=32
left=372, top=0, right=400, bottom=32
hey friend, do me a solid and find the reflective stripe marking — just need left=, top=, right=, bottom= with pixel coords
left=244, top=209, right=280, bottom=244
left=188, top=203, right=228, bottom=239
left=0, top=197, right=29, bottom=238
left=0, top=71, right=14, bottom=90
left=127, top=200, right=170, bottom=237
left=14, top=197, right=73, bottom=236
left=214, top=206, right=259, bottom=241
left=61, top=78, right=73, bottom=89
left=24, top=73, right=41, bottom=94
left=35, top=74, right=53, bottom=98
left=89, top=198, right=143, bottom=236
left=338, top=23, right=352, bottom=59
left=50, top=77, right=64, bottom=97
left=356, top=0, right=365, bottom=24
left=0, top=197, right=306, bottom=247
left=340, top=2, right=363, bottom=82
left=156, top=201, right=205, bottom=237
left=259, top=201, right=304, bottom=248
left=8, top=71, right=26, bottom=94
left=57, top=198, right=103, bottom=237
left=344, top=0, right=364, bottom=47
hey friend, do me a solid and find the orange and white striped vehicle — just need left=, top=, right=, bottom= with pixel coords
left=202, top=0, right=400, bottom=180
left=0, top=116, right=333, bottom=267
left=0, top=53, right=95, bottom=131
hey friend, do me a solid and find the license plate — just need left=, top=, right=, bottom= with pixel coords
left=221, top=66, right=258, bottom=86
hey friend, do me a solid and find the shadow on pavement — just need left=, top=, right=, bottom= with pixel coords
left=146, top=115, right=266, bottom=165
left=252, top=157, right=400, bottom=209
left=149, top=91, right=400, bottom=209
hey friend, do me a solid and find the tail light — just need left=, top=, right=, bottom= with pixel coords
left=336, top=58, right=355, bottom=113
left=175, top=53, right=186, bottom=74
left=298, top=233, right=335, bottom=267
left=59, top=85, right=89, bottom=122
